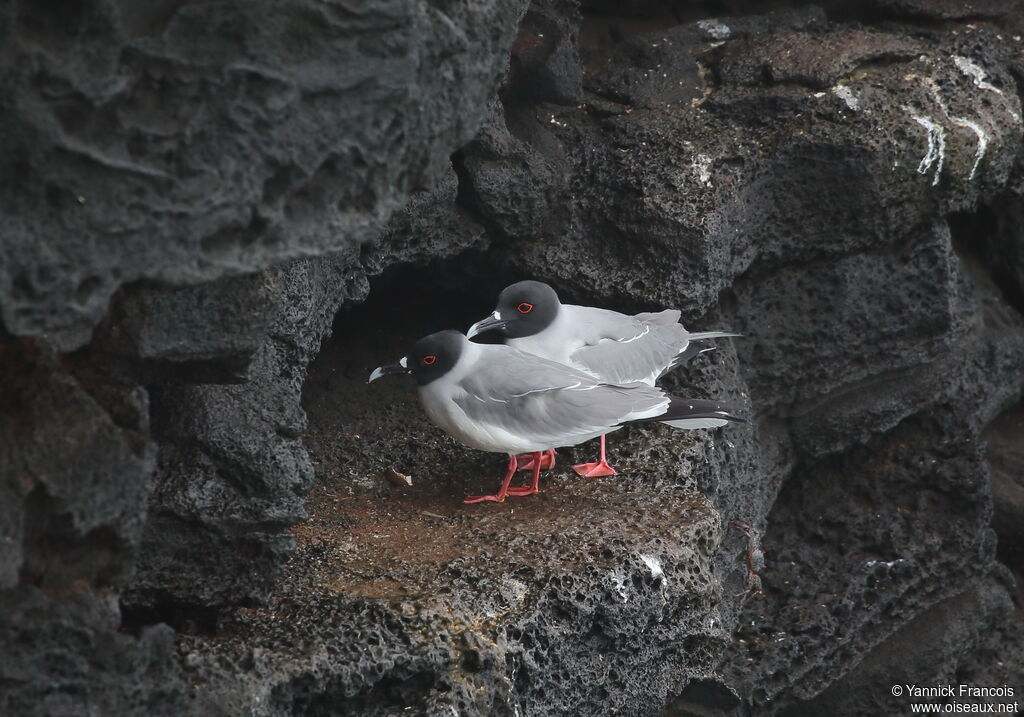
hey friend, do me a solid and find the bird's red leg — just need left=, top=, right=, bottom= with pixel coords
left=507, top=451, right=543, bottom=496
left=572, top=434, right=618, bottom=477
left=515, top=449, right=556, bottom=471
left=464, top=455, right=519, bottom=504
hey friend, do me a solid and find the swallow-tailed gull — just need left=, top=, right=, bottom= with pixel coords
left=467, top=280, right=738, bottom=477
left=369, top=330, right=742, bottom=503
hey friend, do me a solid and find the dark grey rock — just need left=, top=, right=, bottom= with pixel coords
left=510, top=0, right=584, bottom=105
left=0, top=0, right=528, bottom=349
left=0, top=586, right=187, bottom=717
left=94, top=273, right=278, bottom=382
left=718, top=29, right=923, bottom=89
left=775, top=578, right=1016, bottom=716
left=987, top=404, right=1024, bottom=575
left=0, top=339, right=166, bottom=716
left=981, top=193, right=1024, bottom=307
left=0, top=339, right=154, bottom=591
left=866, top=0, right=1022, bottom=20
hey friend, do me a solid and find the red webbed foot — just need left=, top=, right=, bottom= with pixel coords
left=573, top=460, right=617, bottom=478
left=574, top=435, right=617, bottom=477
left=463, top=453, right=544, bottom=504
left=463, top=493, right=507, bottom=504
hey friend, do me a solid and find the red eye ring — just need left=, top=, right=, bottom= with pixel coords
left=517, top=302, right=534, bottom=314
left=421, top=355, right=437, bottom=366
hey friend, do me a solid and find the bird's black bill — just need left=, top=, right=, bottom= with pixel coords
left=467, top=314, right=509, bottom=339
left=368, top=358, right=411, bottom=383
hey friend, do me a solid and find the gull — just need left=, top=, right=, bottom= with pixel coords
left=370, top=330, right=742, bottom=503
left=467, top=280, right=738, bottom=476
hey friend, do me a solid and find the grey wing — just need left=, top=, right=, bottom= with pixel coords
left=454, top=352, right=669, bottom=447
left=460, top=348, right=597, bottom=399
left=570, top=309, right=688, bottom=384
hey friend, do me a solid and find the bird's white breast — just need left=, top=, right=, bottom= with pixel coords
left=418, top=383, right=551, bottom=454
left=414, top=343, right=539, bottom=454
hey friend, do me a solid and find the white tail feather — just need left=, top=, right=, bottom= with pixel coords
left=684, top=331, right=742, bottom=341
left=661, top=417, right=730, bottom=429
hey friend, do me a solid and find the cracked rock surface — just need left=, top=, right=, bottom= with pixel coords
left=0, top=0, right=525, bottom=349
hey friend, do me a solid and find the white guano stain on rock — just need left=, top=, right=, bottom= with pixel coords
left=911, top=115, right=945, bottom=186
left=611, top=569, right=629, bottom=603
left=951, top=55, right=1022, bottom=124
left=832, top=84, right=859, bottom=111
left=915, top=74, right=994, bottom=183
left=640, top=554, right=664, bottom=579
left=692, top=154, right=713, bottom=186
left=950, top=116, right=988, bottom=180
left=952, top=56, right=1002, bottom=94
left=865, top=558, right=905, bottom=569
left=502, top=577, right=529, bottom=606
left=696, top=19, right=731, bottom=41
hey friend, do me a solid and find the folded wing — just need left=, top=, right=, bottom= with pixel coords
left=453, top=348, right=670, bottom=448
left=568, top=308, right=689, bottom=384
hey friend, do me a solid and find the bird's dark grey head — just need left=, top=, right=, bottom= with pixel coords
left=467, top=280, right=560, bottom=341
left=368, top=330, right=465, bottom=387
left=407, top=330, right=465, bottom=386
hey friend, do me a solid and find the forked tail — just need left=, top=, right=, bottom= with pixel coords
left=656, top=397, right=745, bottom=429
left=685, top=331, right=742, bottom=341
left=663, top=332, right=742, bottom=375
